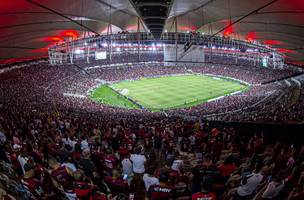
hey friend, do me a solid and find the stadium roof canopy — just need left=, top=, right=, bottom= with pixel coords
left=0, top=0, right=304, bottom=65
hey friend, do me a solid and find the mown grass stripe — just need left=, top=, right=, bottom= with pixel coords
left=91, top=74, right=249, bottom=112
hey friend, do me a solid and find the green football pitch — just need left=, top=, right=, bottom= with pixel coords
left=90, top=74, right=248, bottom=111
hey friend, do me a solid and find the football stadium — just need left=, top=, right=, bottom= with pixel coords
left=0, top=0, right=304, bottom=200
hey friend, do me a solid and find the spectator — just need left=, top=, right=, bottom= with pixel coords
left=121, top=154, right=133, bottom=180
left=130, top=146, right=146, bottom=181
left=192, top=176, right=216, bottom=200
left=261, top=170, right=285, bottom=199
left=235, top=162, right=265, bottom=199
left=78, top=149, right=98, bottom=179
left=21, top=162, right=45, bottom=198
left=217, top=154, right=237, bottom=182
left=143, top=167, right=159, bottom=191
left=147, top=172, right=174, bottom=200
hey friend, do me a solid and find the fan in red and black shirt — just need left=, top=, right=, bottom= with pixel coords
left=21, top=162, right=45, bottom=198
left=195, top=130, right=205, bottom=145
left=103, top=149, right=118, bottom=174
left=191, top=154, right=218, bottom=194
left=217, top=155, right=236, bottom=183
left=104, top=169, right=128, bottom=196
left=155, top=160, right=180, bottom=185
left=48, top=157, right=74, bottom=190
left=148, top=172, right=175, bottom=200
left=192, top=177, right=216, bottom=200
left=73, top=170, right=107, bottom=200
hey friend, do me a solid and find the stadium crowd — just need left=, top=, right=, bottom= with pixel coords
left=0, top=103, right=304, bottom=200
left=43, top=63, right=304, bottom=123
left=1, top=59, right=304, bottom=124
left=0, top=59, right=304, bottom=200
